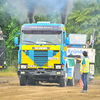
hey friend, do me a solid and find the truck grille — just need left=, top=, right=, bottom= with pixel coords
left=34, top=51, right=48, bottom=67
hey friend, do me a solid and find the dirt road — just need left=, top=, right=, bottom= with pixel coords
left=0, top=76, right=100, bottom=100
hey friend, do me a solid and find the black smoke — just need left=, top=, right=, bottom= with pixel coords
left=60, top=0, right=70, bottom=24
left=24, top=0, right=73, bottom=24
left=6, top=0, right=73, bottom=24
left=25, top=0, right=37, bottom=23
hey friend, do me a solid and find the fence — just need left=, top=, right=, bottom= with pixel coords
left=6, top=50, right=18, bottom=68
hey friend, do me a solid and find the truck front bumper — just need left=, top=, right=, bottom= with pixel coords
left=17, top=69, right=64, bottom=76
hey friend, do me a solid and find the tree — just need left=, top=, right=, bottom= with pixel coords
left=0, top=1, right=21, bottom=66
left=34, top=12, right=60, bottom=23
left=66, top=0, right=100, bottom=73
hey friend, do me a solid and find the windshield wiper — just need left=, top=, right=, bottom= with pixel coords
left=42, top=40, right=55, bottom=44
left=24, top=40, right=36, bottom=44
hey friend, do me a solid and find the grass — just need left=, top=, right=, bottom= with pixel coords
left=94, top=76, right=100, bottom=80
left=0, top=66, right=17, bottom=77
left=94, top=72, right=100, bottom=80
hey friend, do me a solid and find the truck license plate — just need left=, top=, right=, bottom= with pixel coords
left=57, top=72, right=61, bottom=74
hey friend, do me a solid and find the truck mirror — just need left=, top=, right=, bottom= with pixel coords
left=14, top=37, right=18, bottom=46
left=90, top=35, right=92, bottom=45
left=65, top=37, right=70, bottom=45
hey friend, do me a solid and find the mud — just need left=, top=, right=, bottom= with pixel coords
left=0, top=76, right=100, bottom=100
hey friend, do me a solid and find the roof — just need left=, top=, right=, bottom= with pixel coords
left=21, top=23, right=65, bottom=31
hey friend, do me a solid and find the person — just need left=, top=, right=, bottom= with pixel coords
left=24, top=34, right=36, bottom=43
left=75, top=51, right=89, bottom=93
left=72, top=36, right=82, bottom=44
left=86, top=41, right=90, bottom=48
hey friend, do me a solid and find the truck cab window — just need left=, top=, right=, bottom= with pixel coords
left=21, top=30, right=62, bottom=44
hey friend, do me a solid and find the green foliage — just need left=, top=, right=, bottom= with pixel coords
left=0, top=66, right=17, bottom=77
left=0, top=1, right=21, bottom=66
left=0, top=66, right=17, bottom=73
left=66, top=0, right=100, bottom=73
left=6, top=17, right=21, bottom=52
left=4, top=17, right=21, bottom=66
left=34, top=12, right=60, bottom=23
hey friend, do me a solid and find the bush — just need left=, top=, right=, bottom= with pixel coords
left=0, top=66, right=17, bottom=77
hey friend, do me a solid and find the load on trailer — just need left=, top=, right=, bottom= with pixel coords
left=0, top=28, right=6, bottom=69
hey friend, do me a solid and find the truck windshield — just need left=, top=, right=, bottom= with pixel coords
left=0, top=40, right=4, bottom=46
left=21, top=30, right=62, bottom=44
left=69, top=34, right=86, bottom=45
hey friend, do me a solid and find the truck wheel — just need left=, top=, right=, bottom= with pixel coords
left=67, top=72, right=75, bottom=86
left=59, top=73, right=67, bottom=87
left=19, top=75, right=27, bottom=86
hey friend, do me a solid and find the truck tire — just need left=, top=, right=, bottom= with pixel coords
left=19, top=75, right=27, bottom=86
left=59, top=73, right=67, bottom=87
left=67, top=72, right=75, bottom=86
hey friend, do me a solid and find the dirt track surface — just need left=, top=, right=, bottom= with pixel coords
left=0, top=77, right=100, bottom=100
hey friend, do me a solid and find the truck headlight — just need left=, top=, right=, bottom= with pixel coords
left=55, top=65, right=62, bottom=69
left=20, top=65, right=27, bottom=69
left=4, top=61, right=6, bottom=64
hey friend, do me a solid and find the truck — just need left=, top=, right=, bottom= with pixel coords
left=67, top=33, right=95, bottom=82
left=0, top=28, right=6, bottom=69
left=14, top=22, right=95, bottom=86
left=14, top=22, right=76, bottom=87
